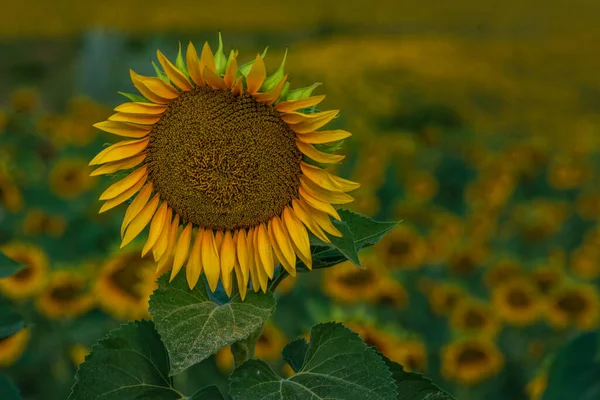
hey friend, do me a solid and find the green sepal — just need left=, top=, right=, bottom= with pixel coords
left=117, top=92, right=150, bottom=103
left=314, top=140, right=345, bottom=154
left=285, top=82, right=322, bottom=101
left=274, top=81, right=290, bottom=104
left=175, top=41, right=189, bottom=77
left=238, top=47, right=269, bottom=77
left=214, top=32, right=227, bottom=76
left=261, top=48, right=287, bottom=92
left=225, top=49, right=236, bottom=74
left=152, top=61, right=169, bottom=83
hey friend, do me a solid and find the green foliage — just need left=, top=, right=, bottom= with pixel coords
left=0, top=375, right=20, bottom=400
left=229, top=322, right=397, bottom=400
left=188, top=385, right=225, bottom=400
left=149, top=274, right=276, bottom=375
left=281, top=338, right=309, bottom=372
left=286, top=83, right=322, bottom=101
left=0, top=303, right=24, bottom=338
left=381, top=354, right=453, bottom=400
left=0, top=251, right=23, bottom=278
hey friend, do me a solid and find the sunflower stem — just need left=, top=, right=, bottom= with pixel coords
left=268, top=269, right=289, bottom=292
left=230, top=325, right=263, bottom=367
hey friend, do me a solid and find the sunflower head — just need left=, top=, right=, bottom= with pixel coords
left=69, top=344, right=91, bottom=367
left=378, top=224, right=427, bottom=270
left=36, top=270, right=95, bottom=319
left=254, top=323, right=287, bottom=362
left=22, top=208, right=67, bottom=238
left=390, top=339, right=428, bottom=373
left=545, top=283, right=600, bottom=331
left=483, top=257, right=524, bottom=288
left=0, top=170, right=23, bottom=213
left=570, top=244, right=600, bottom=280
left=449, top=298, right=501, bottom=337
left=90, top=35, right=358, bottom=299
left=425, top=282, right=467, bottom=317
left=0, top=242, right=48, bottom=300
left=447, top=245, right=486, bottom=277
left=492, top=277, right=543, bottom=326
left=530, top=265, right=564, bottom=294
left=0, top=328, right=30, bottom=367
left=322, top=256, right=381, bottom=303
left=49, top=158, right=95, bottom=199
left=441, top=337, right=504, bottom=386
left=367, top=277, right=408, bottom=310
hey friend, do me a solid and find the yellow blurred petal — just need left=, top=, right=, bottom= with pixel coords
left=114, top=102, right=167, bottom=114
left=231, top=77, right=243, bottom=96
left=186, top=229, right=203, bottom=289
left=108, top=112, right=162, bottom=125
left=280, top=109, right=339, bottom=125
left=202, top=66, right=228, bottom=90
left=99, top=166, right=147, bottom=200
left=288, top=111, right=340, bottom=134
left=236, top=229, right=250, bottom=282
left=299, top=186, right=340, bottom=221
left=290, top=198, right=330, bottom=243
left=300, top=176, right=354, bottom=205
left=269, top=217, right=296, bottom=276
left=152, top=208, right=172, bottom=261
left=98, top=177, right=145, bottom=213
left=296, top=198, right=342, bottom=238
left=130, top=69, right=171, bottom=104
left=186, top=42, right=204, bottom=86
left=170, top=223, right=192, bottom=281
left=223, top=54, right=238, bottom=88
left=89, top=137, right=149, bottom=166
left=91, top=153, right=146, bottom=177
left=142, top=202, right=168, bottom=256
left=120, top=182, right=153, bottom=237
left=276, top=95, right=326, bottom=113
left=200, top=42, right=216, bottom=73
left=157, top=50, right=193, bottom=91
left=93, top=120, right=151, bottom=138
left=254, top=74, right=288, bottom=105
left=257, top=223, right=275, bottom=279
left=295, top=140, right=345, bottom=164
left=141, top=77, right=180, bottom=99
left=296, top=129, right=352, bottom=144
left=121, top=194, right=160, bottom=248
left=282, top=206, right=312, bottom=269
left=234, top=263, right=248, bottom=300
left=156, top=214, right=179, bottom=275
left=246, top=54, right=266, bottom=94
left=202, top=230, right=221, bottom=292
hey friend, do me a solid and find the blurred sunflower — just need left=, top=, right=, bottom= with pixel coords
left=426, top=212, right=464, bottom=264
left=9, top=87, right=40, bottom=113
left=49, top=158, right=95, bottom=199
left=441, top=337, right=504, bottom=386
left=36, top=270, right=95, bottom=319
left=69, top=344, right=90, bottom=367
left=510, top=199, right=569, bottom=242
left=492, top=278, right=543, bottom=326
left=0, top=169, right=23, bottom=213
left=94, top=250, right=157, bottom=320
left=255, top=323, right=288, bottom=362
left=391, top=339, right=428, bottom=373
left=449, top=298, right=501, bottom=337
left=401, top=170, right=438, bottom=204
left=530, top=265, right=564, bottom=295
left=322, top=258, right=381, bottom=303
left=350, top=186, right=380, bottom=216
left=447, top=244, right=486, bottom=277
left=377, top=225, right=427, bottom=270
left=526, top=371, right=547, bottom=400
left=0, top=242, right=48, bottom=300
left=483, top=257, right=524, bottom=289
left=89, top=36, right=358, bottom=298
left=423, top=281, right=467, bottom=317
left=214, top=346, right=234, bottom=374
left=22, top=208, right=67, bottom=238
left=0, top=328, right=30, bottom=367
left=547, top=154, right=591, bottom=190
left=545, top=283, right=600, bottom=331
left=570, top=244, right=600, bottom=280
left=465, top=165, right=515, bottom=212
left=576, top=191, right=600, bottom=220
left=367, top=277, right=408, bottom=309
left=583, top=225, right=600, bottom=248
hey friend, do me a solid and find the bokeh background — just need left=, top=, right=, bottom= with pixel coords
left=1, top=1, right=600, bottom=399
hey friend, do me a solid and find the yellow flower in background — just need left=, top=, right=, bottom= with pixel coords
left=322, top=258, right=381, bottom=303
left=447, top=244, right=486, bottom=277
left=378, top=225, right=427, bottom=270
left=0, top=328, right=30, bottom=367
left=255, top=323, right=288, bottom=362
left=530, top=265, right=565, bottom=294
left=391, top=339, right=428, bottom=373
left=367, top=277, right=409, bottom=310
left=545, top=283, right=600, bottom=331
left=69, top=344, right=90, bottom=367
left=583, top=225, right=600, bottom=248
left=570, top=244, right=600, bottom=280
left=526, top=371, right=548, bottom=400
left=214, top=346, right=234, bottom=374
left=22, top=208, right=67, bottom=238
left=425, top=212, right=464, bottom=264
left=465, top=164, right=516, bottom=212
left=0, top=169, right=23, bottom=213
left=483, top=257, right=524, bottom=289
left=492, top=278, right=543, bottom=326
left=274, top=275, right=297, bottom=296
left=510, top=199, right=570, bottom=243
left=0, top=242, right=48, bottom=300
left=547, top=154, right=591, bottom=190
left=89, top=36, right=358, bottom=298
left=576, top=191, right=600, bottom=221
left=49, top=158, right=95, bottom=199
left=441, top=337, right=504, bottom=386
left=36, top=270, right=95, bottom=319
left=9, top=87, right=40, bottom=113
left=424, top=282, right=468, bottom=317
left=401, top=170, right=438, bottom=204
left=350, top=186, right=380, bottom=216
left=449, top=298, right=501, bottom=337
left=94, top=250, right=157, bottom=321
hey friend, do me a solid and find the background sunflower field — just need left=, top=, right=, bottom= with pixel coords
left=1, top=1, right=600, bottom=399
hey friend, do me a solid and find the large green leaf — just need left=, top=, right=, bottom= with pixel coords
left=189, top=385, right=225, bottom=400
left=310, top=220, right=361, bottom=267
left=281, top=338, right=309, bottom=373
left=149, top=274, right=276, bottom=375
left=381, top=354, right=453, bottom=400
left=0, top=251, right=24, bottom=278
left=338, top=210, right=399, bottom=249
left=229, top=322, right=396, bottom=400
left=69, top=320, right=183, bottom=400
left=0, top=375, right=20, bottom=400
left=543, top=331, right=600, bottom=400
left=0, top=304, right=24, bottom=338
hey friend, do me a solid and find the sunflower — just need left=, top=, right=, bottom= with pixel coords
left=89, top=36, right=358, bottom=298
left=377, top=225, right=427, bottom=270
left=447, top=245, right=486, bottom=277
left=492, top=278, right=543, bottom=326
left=547, top=154, right=590, bottom=190
left=214, top=346, right=234, bottom=374
left=9, top=87, right=40, bottom=113
left=441, top=337, right=504, bottom=386
left=367, top=277, right=408, bottom=309
left=526, top=372, right=548, bottom=400
left=545, top=283, right=600, bottom=331
left=425, top=212, right=464, bottom=264
left=49, top=158, right=95, bottom=199
left=530, top=265, right=564, bottom=294
left=391, top=339, right=428, bottom=373
left=94, top=250, right=157, bottom=320
left=424, top=282, right=467, bottom=317
left=322, top=257, right=381, bottom=303
left=69, top=344, right=90, bottom=367
left=401, top=170, right=438, bottom=204
left=570, top=244, right=600, bottom=280
left=576, top=191, right=600, bottom=221
left=0, top=242, right=48, bottom=300
left=0, top=169, right=23, bottom=213
left=22, top=208, right=67, bottom=238
left=255, top=323, right=288, bottom=362
left=483, top=257, right=524, bottom=289
left=510, top=199, right=569, bottom=243
left=36, top=270, right=95, bottom=319
left=0, top=328, right=30, bottom=367
left=449, top=298, right=501, bottom=337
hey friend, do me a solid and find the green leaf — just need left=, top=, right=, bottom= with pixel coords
left=0, top=251, right=24, bottom=278
left=310, top=220, right=361, bottom=267
left=152, top=61, right=170, bottom=83
left=381, top=354, right=453, bottom=400
left=338, top=209, right=399, bottom=249
left=175, top=42, right=189, bottom=77
left=0, top=304, right=24, bottom=338
left=285, top=83, right=322, bottom=101
left=118, top=92, right=150, bottom=103
left=0, top=375, right=20, bottom=400
left=149, top=274, right=276, bottom=375
left=281, top=338, right=309, bottom=373
left=214, top=32, right=227, bottom=75
left=542, top=331, right=600, bottom=400
left=189, top=385, right=225, bottom=400
left=69, top=320, right=183, bottom=400
left=238, top=47, right=269, bottom=77
left=229, top=322, right=396, bottom=400
left=262, top=49, right=287, bottom=92
left=275, top=81, right=290, bottom=104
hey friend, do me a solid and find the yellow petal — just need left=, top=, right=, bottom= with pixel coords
left=186, top=229, right=203, bottom=289
left=89, top=137, right=150, bottom=166
left=202, top=66, right=228, bottom=90
left=267, top=220, right=288, bottom=274
left=257, top=261, right=268, bottom=293
left=280, top=109, right=339, bottom=125
left=93, top=121, right=151, bottom=138
left=157, top=49, right=193, bottom=91
left=214, top=230, right=224, bottom=250
left=98, top=177, right=145, bottom=213
left=114, top=102, right=168, bottom=114
left=121, top=194, right=160, bottom=248
left=282, top=206, right=312, bottom=269
left=99, top=166, right=147, bottom=200
left=246, top=54, right=266, bottom=94
left=290, top=198, right=330, bottom=243
left=223, top=53, right=238, bottom=88
left=141, top=77, right=180, bottom=99
left=156, top=214, right=179, bottom=275
left=202, top=230, right=221, bottom=292
left=142, top=202, right=168, bottom=256
left=295, top=140, right=345, bottom=164
left=120, top=182, right=153, bottom=237
left=231, top=77, right=243, bottom=96
left=295, top=198, right=342, bottom=237
left=200, top=42, right=216, bottom=73
left=300, top=162, right=347, bottom=192
left=236, top=229, right=250, bottom=282
left=257, top=223, right=274, bottom=279
left=108, top=112, right=162, bottom=125
left=186, top=42, right=204, bottom=86
left=130, top=69, right=171, bottom=104
left=152, top=208, right=173, bottom=261
left=246, top=227, right=260, bottom=293
left=300, top=176, right=354, bottom=205
left=296, top=129, right=352, bottom=144
left=220, top=231, right=236, bottom=275
left=299, top=186, right=341, bottom=221
left=254, top=74, right=288, bottom=105
left=288, top=111, right=340, bottom=134
left=234, top=263, right=248, bottom=301
left=269, top=217, right=296, bottom=276
left=276, top=95, right=326, bottom=113
left=252, top=227, right=269, bottom=293
left=328, top=175, right=361, bottom=192
left=170, top=223, right=193, bottom=281
left=91, top=153, right=146, bottom=177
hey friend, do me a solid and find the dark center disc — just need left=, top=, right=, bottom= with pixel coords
left=146, top=87, right=302, bottom=230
